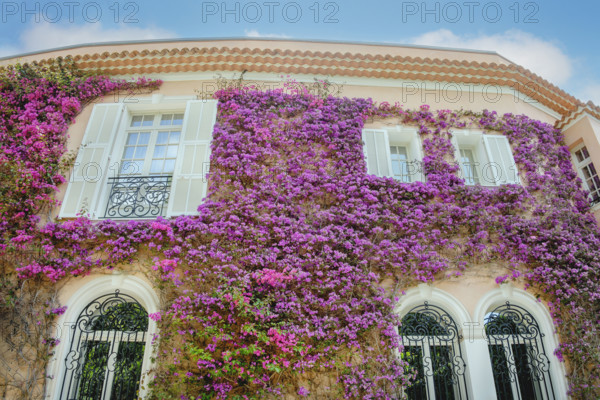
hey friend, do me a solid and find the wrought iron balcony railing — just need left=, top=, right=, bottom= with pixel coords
left=104, top=175, right=172, bottom=219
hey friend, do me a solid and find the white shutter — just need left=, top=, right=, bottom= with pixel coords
left=450, top=135, right=463, bottom=179
left=483, top=135, right=519, bottom=184
left=407, top=130, right=424, bottom=182
left=59, top=103, right=124, bottom=218
left=167, top=100, right=217, bottom=216
left=362, top=129, right=391, bottom=177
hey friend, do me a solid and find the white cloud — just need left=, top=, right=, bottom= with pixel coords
left=244, top=29, right=290, bottom=39
left=0, top=22, right=177, bottom=57
left=408, top=29, right=572, bottom=86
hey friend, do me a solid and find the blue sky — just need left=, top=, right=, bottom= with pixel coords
left=0, top=0, right=598, bottom=104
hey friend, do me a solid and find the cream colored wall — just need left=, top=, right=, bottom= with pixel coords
left=342, top=84, right=556, bottom=123
left=116, top=73, right=559, bottom=123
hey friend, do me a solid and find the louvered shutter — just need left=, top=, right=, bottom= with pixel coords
left=362, top=129, right=392, bottom=177
left=483, top=135, right=519, bottom=184
left=59, top=103, right=124, bottom=218
left=450, top=135, right=464, bottom=179
left=407, top=129, right=424, bottom=182
left=166, top=100, right=217, bottom=216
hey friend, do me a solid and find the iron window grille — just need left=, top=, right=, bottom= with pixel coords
left=60, top=290, right=149, bottom=400
left=485, top=302, right=556, bottom=400
left=104, top=175, right=172, bottom=219
left=400, top=302, right=469, bottom=400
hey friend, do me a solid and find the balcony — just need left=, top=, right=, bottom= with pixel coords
left=103, top=175, right=172, bottom=219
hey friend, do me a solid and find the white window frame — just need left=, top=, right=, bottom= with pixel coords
left=451, top=130, right=519, bottom=186
left=59, top=96, right=216, bottom=220
left=362, top=126, right=424, bottom=182
left=116, top=112, right=184, bottom=176
left=46, top=274, right=160, bottom=400
left=95, top=108, right=186, bottom=220
left=571, top=143, right=600, bottom=206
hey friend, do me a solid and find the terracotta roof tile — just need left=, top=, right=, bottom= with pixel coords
left=15, top=42, right=590, bottom=122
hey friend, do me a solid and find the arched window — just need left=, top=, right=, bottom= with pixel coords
left=400, top=302, right=469, bottom=400
left=485, top=302, right=556, bottom=400
left=59, top=290, right=149, bottom=400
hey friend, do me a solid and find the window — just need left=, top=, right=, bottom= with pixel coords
left=104, top=113, right=184, bottom=219
left=572, top=144, right=600, bottom=205
left=452, top=130, right=519, bottom=186
left=485, top=302, right=556, bottom=400
left=59, top=290, right=149, bottom=400
left=400, top=302, right=469, bottom=400
left=362, top=127, right=424, bottom=182
left=59, top=99, right=217, bottom=220
left=458, top=148, right=480, bottom=185
left=120, top=113, right=183, bottom=176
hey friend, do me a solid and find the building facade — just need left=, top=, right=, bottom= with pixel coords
left=1, top=39, right=598, bottom=399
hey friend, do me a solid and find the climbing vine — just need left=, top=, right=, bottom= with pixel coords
left=0, top=57, right=161, bottom=399
left=1, top=60, right=599, bottom=399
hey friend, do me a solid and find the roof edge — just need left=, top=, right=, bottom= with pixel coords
left=0, top=36, right=506, bottom=62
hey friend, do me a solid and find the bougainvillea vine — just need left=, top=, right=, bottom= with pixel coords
left=1, top=61, right=599, bottom=399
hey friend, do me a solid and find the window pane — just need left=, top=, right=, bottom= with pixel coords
left=163, top=159, right=176, bottom=173
left=431, top=346, right=456, bottom=400
left=138, top=133, right=150, bottom=145
left=169, top=131, right=181, bottom=144
left=390, top=145, right=410, bottom=182
left=588, top=162, right=597, bottom=175
left=123, top=146, right=135, bottom=159
left=513, top=343, right=539, bottom=400
left=130, top=116, right=143, bottom=127
left=173, top=114, right=184, bottom=125
left=157, top=132, right=169, bottom=144
left=90, top=302, right=149, bottom=331
left=582, top=146, right=590, bottom=159
left=153, top=145, right=166, bottom=158
left=167, top=145, right=178, bottom=158
left=488, top=344, right=514, bottom=400
left=127, top=133, right=138, bottom=145
left=160, top=114, right=173, bottom=125
left=141, top=115, right=154, bottom=126
left=150, top=160, right=163, bottom=174
left=133, top=147, right=147, bottom=159
left=460, top=148, right=474, bottom=163
left=110, top=342, right=146, bottom=400
left=403, top=346, right=426, bottom=400
left=121, top=160, right=143, bottom=175
left=76, top=341, right=110, bottom=400
left=460, top=148, right=479, bottom=185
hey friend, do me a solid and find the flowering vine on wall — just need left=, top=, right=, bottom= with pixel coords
left=0, top=58, right=161, bottom=398
left=0, top=59, right=599, bottom=399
